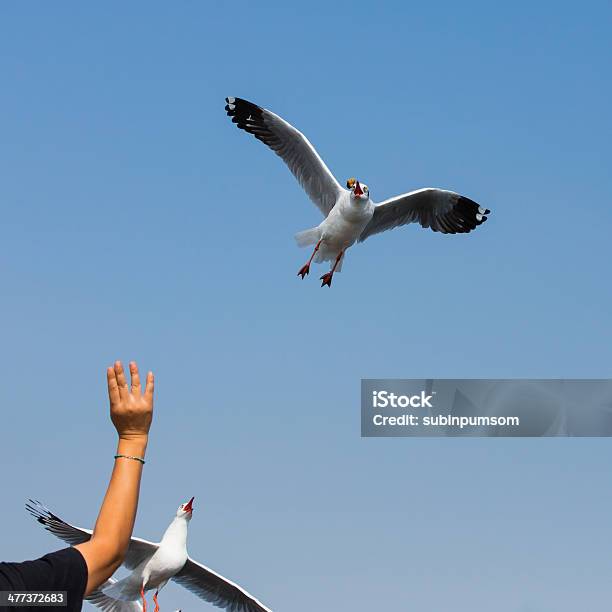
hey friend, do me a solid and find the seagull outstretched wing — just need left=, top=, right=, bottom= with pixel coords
left=225, top=97, right=344, bottom=217
left=173, top=557, right=272, bottom=612
left=26, top=500, right=158, bottom=570
left=359, top=188, right=490, bottom=241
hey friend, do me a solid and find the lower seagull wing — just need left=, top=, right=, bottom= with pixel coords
left=173, top=557, right=272, bottom=612
left=86, top=579, right=143, bottom=612
left=359, top=188, right=490, bottom=241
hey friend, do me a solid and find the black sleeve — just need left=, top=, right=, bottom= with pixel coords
left=0, top=547, right=88, bottom=612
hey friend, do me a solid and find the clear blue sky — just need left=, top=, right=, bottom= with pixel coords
left=1, top=2, right=611, bottom=610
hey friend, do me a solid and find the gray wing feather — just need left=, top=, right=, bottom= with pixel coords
left=26, top=500, right=158, bottom=571
left=359, top=188, right=490, bottom=241
left=225, top=97, right=343, bottom=217
left=86, top=579, right=142, bottom=612
left=173, top=557, right=272, bottom=612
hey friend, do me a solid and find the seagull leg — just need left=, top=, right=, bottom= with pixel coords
left=320, top=250, right=344, bottom=288
left=297, top=240, right=322, bottom=279
left=153, top=590, right=160, bottom=612
left=140, top=586, right=147, bottom=612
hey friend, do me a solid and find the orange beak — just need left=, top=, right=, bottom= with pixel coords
left=184, top=497, right=194, bottom=513
left=354, top=181, right=363, bottom=197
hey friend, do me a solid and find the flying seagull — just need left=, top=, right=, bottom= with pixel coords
left=27, top=499, right=272, bottom=612
left=225, top=96, right=490, bottom=287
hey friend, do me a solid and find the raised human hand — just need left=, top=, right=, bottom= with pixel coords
left=107, top=361, right=154, bottom=442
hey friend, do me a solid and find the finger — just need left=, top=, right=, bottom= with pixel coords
left=144, top=371, right=154, bottom=404
left=107, top=367, right=120, bottom=407
left=129, top=361, right=141, bottom=395
left=114, top=361, right=129, bottom=401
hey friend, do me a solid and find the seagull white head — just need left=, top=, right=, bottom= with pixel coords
left=346, top=177, right=369, bottom=202
left=177, top=496, right=194, bottom=521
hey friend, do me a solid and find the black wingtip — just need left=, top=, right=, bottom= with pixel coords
left=25, top=499, right=63, bottom=527
left=25, top=499, right=41, bottom=514
left=25, top=500, right=48, bottom=525
left=450, top=196, right=492, bottom=233
left=224, top=97, right=236, bottom=116
left=224, top=97, right=274, bottom=147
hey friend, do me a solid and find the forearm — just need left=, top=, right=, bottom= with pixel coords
left=94, top=436, right=147, bottom=554
left=75, top=435, right=148, bottom=594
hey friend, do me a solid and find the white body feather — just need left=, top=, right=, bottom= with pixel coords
left=296, top=191, right=374, bottom=270
left=102, top=517, right=188, bottom=601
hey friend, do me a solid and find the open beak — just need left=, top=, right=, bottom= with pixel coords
left=184, top=497, right=194, bottom=513
left=354, top=181, right=363, bottom=197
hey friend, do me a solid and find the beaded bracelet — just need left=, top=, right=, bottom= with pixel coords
left=114, top=454, right=146, bottom=465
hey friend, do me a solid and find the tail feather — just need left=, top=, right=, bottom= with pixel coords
left=294, top=227, right=321, bottom=248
